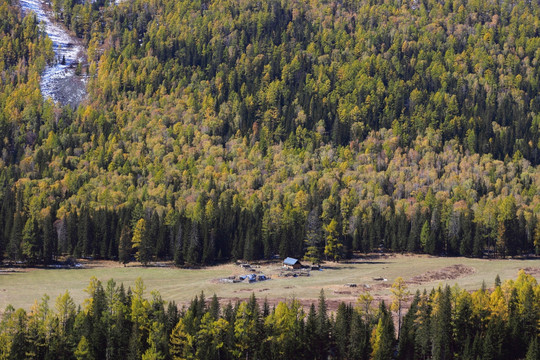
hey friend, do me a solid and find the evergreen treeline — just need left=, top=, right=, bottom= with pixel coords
left=0, top=272, right=538, bottom=359
left=1, top=0, right=540, bottom=265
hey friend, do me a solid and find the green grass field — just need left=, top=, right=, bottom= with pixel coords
left=1, top=255, right=538, bottom=311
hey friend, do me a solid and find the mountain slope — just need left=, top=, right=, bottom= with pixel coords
left=0, top=0, right=539, bottom=264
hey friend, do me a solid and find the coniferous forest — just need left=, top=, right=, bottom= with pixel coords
left=0, top=0, right=539, bottom=266
left=0, top=273, right=538, bottom=359
left=1, top=0, right=540, bottom=266
left=1, top=0, right=540, bottom=358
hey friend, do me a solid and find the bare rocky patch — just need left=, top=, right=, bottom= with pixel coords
left=409, top=264, right=476, bottom=284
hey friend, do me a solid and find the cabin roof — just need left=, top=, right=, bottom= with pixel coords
left=283, top=257, right=300, bottom=265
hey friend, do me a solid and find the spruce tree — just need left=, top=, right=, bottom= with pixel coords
left=371, top=301, right=395, bottom=360
left=472, top=224, right=484, bottom=257
left=349, top=310, right=370, bottom=360
left=305, top=304, right=318, bottom=359
left=397, top=291, right=420, bottom=360
left=432, top=286, right=453, bottom=360
left=459, top=214, right=473, bottom=256
left=414, top=290, right=432, bottom=359
left=304, top=207, right=322, bottom=264
left=420, top=220, right=430, bottom=253
left=132, top=218, right=151, bottom=265
left=525, top=336, right=538, bottom=360
left=316, top=289, right=330, bottom=359
left=119, top=225, right=132, bottom=266
left=323, top=219, right=342, bottom=261
left=186, top=221, right=201, bottom=264
left=8, top=212, right=23, bottom=261
left=21, top=216, right=41, bottom=264
left=173, top=221, right=184, bottom=266
left=74, top=336, right=92, bottom=360
left=41, top=212, right=55, bottom=264
left=334, top=303, right=352, bottom=358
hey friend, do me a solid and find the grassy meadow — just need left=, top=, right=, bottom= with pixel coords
left=1, top=255, right=538, bottom=311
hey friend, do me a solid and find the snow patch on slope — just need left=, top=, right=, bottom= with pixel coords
left=19, top=0, right=87, bottom=107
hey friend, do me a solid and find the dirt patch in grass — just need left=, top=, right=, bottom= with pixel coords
left=409, top=264, right=476, bottom=284
left=520, top=267, right=540, bottom=277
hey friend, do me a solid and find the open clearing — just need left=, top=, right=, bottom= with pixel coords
left=1, top=254, right=538, bottom=311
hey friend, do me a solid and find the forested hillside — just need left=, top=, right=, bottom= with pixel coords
left=1, top=0, right=540, bottom=265
left=0, top=273, right=538, bottom=359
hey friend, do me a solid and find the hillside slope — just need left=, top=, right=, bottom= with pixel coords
left=0, top=0, right=539, bottom=264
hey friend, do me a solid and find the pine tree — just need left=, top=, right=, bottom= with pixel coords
left=397, top=291, right=420, bottom=360
left=472, top=224, right=484, bottom=257
left=304, top=207, right=322, bottom=264
left=187, top=221, right=201, bottom=265
left=494, top=274, right=501, bottom=288
left=142, top=322, right=166, bottom=360
left=8, top=212, right=23, bottom=261
left=391, top=277, right=410, bottom=339
left=316, top=289, right=330, bottom=359
left=432, top=286, right=453, bottom=360
left=75, top=336, right=93, bottom=360
left=525, top=336, right=538, bottom=360
left=371, top=301, right=395, bottom=360
left=305, top=304, right=318, bottom=359
left=323, top=219, right=342, bottom=261
left=41, top=212, right=55, bottom=264
left=428, top=207, right=442, bottom=255
left=66, top=211, right=79, bottom=256
left=454, top=290, right=475, bottom=356
left=166, top=301, right=179, bottom=336
left=414, top=290, right=432, bottom=359
left=21, top=216, right=41, bottom=264
left=233, top=301, right=259, bottom=360
left=149, top=211, right=161, bottom=257
left=128, top=323, right=143, bottom=360
left=407, top=209, right=422, bottom=252
left=497, top=196, right=519, bottom=257
left=208, top=294, right=220, bottom=319
left=119, top=225, right=132, bottom=266
left=173, top=221, right=184, bottom=266
left=334, top=302, right=353, bottom=358
left=78, top=206, right=92, bottom=258
left=349, top=310, right=370, bottom=360
left=132, top=218, right=151, bottom=265
left=459, top=213, right=473, bottom=256
left=420, top=220, right=430, bottom=253
left=533, top=219, right=540, bottom=255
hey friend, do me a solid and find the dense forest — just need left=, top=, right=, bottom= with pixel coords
left=1, top=0, right=540, bottom=266
left=0, top=272, right=538, bottom=359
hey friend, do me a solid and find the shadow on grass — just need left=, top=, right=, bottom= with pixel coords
left=321, top=262, right=389, bottom=270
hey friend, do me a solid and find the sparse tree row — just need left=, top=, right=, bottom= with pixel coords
left=1, top=0, right=540, bottom=266
left=0, top=272, right=538, bottom=359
